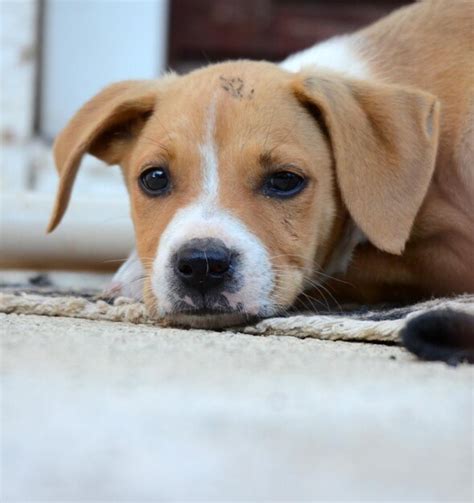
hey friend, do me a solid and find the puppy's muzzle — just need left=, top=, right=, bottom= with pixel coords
left=152, top=208, right=275, bottom=326
left=174, top=238, right=233, bottom=294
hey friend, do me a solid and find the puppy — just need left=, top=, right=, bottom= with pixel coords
left=48, top=0, right=473, bottom=329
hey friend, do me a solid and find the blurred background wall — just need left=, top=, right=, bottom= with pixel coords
left=0, top=0, right=412, bottom=271
left=169, top=0, right=409, bottom=72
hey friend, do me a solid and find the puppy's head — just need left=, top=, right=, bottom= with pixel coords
left=48, top=61, right=439, bottom=327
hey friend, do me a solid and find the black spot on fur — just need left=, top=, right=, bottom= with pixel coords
left=401, top=309, right=474, bottom=365
left=219, top=75, right=254, bottom=100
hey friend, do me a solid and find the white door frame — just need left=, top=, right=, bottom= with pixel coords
left=0, top=0, right=169, bottom=269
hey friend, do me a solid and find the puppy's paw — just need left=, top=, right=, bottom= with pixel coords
left=101, top=250, right=145, bottom=302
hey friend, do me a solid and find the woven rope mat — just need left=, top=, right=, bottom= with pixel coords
left=2, top=282, right=473, bottom=343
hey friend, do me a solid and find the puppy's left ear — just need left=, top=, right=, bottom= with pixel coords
left=292, top=73, right=440, bottom=254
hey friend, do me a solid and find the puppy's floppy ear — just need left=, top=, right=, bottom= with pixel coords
left=292, top=72, right=440, bottom=254
left=47, top=79, right=160, bottom=233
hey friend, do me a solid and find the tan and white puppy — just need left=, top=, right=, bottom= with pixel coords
left=48, top=0, right=473, bottom=328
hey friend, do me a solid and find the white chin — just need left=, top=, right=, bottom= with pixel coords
left=163, top=311, right=260, bottom=329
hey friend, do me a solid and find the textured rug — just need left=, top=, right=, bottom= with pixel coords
left=1, top=272, right=473, bottom=344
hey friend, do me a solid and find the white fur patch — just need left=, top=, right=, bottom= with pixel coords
left=105, top=249, right=144, bottom=301
left=280, top=35, right=369, bottom=79
left=199, top=97, right=219, bottom=203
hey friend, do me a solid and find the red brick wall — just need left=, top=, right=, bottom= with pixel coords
left=168, top=0, right=412, bottom=70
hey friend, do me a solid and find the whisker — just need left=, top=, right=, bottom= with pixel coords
left=101, top=258, right=132, bottom=265
left=269, top=252, right=354, bottom=287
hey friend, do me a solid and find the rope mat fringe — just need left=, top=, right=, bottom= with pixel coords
left=244, top=295, right=474, bottom=342
left=1, top=289, right=473, bottom=343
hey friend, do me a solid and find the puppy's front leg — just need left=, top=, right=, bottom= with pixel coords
left=103, top=249, right=145, bottom=301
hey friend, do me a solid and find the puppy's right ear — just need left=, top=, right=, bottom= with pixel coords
left=47, top=79, right=162, bottom=233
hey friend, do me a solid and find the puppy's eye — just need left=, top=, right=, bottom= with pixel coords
left=139, top=167, right=170, bottom=195
left=262, top=171, right=306, bottom=198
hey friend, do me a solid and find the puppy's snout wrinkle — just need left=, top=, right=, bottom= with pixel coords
left=174, top=238, right=232, bottom=294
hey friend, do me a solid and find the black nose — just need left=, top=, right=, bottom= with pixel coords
left=175, top=238, right=232, bottom=293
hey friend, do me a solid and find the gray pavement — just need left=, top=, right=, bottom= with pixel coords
left=1, top=312, right=473, bottom=501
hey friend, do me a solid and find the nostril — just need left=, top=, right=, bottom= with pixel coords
left=209, top=259, right=229, bottom=276
left=178, top=262, right=193, bottom=277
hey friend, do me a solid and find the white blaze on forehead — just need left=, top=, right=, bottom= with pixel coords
left=199, top=96, right=219, bottom=204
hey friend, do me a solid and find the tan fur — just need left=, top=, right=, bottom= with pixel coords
left=321, top=0, right=474, bottom=303
left=49, top=0, right=474, bottom=316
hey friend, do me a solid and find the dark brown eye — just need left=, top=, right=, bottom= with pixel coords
left=139, top=167, right=170, bottom=195
left=262, top=171, right=306, bottom=198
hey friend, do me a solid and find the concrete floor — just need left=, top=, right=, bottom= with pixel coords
left=1, top=312, right=473, bottom=501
